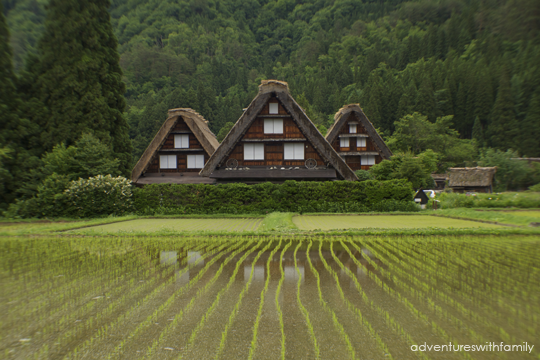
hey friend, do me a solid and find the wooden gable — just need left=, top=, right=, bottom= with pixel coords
left=224, top=96, right=326, bottom=167
left=145, top=116, right=209, bottom=173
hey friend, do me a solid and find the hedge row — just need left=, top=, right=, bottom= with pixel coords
left=133, top=179, right=418, bottom=215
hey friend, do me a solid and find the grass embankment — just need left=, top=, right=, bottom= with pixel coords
left=436, top=191, right=540, bottom=209
left=2, top=209, right=540, bottom=236
left=431, top=208, right=540, bottom=226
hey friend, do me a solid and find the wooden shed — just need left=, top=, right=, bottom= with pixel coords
left=326, top=104, right=392, bottom=171
left=131, top=108, right=220, bottom=185
left=199, top=80, right=358, bottom=183
left=447, top=167, right=497, bottom=193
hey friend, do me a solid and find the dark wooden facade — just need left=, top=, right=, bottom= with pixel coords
left=145, top=117, right=209, bottom=173
left=329, top=112, right=382, bottom=171
left=326, top=104, right=392, bottom=172
left=224, top=98, right=325, bottom=168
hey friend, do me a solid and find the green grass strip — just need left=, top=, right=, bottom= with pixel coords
left=248, top=238, right=283, bottom=360
left=294, top=241, right=320, bottom=360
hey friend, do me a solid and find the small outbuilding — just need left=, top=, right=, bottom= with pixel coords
left=447, top=167, right=497, bottom=193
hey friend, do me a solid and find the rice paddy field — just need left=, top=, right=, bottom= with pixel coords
left=2, top=235, right=539, bottom=360
left=80, top=218, right=262, bottom=233
left=293, top=215, right=507, bottom=231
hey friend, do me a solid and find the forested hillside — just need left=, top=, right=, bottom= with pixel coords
left=4, top=0, right=540, bottom=161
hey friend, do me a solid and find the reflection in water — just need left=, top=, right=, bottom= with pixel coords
left=244, top=264, right=265, bottom=282
left=176, top=269, right=189, bottom=286
left=284, top=264, right=304, bottom=283
left=160, top=251, right=177, bottom=265
left=188, top=251, right=203, bottom=265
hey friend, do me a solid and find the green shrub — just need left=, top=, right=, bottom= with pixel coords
left=65, top=175, right=133, bottom=218
left=529, top=183, right=540, bottom=192
left=354, top=170, right=373, bottom=182
left=133, top=179, right=416, bottom=215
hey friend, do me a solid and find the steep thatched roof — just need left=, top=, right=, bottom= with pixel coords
left=447, top=167, right=497, bottom=187
left=131, top=108, right=219, bottom=183
left=326, top=104, right=392, bottom=159
left=199, top=80, right=358, bottom=181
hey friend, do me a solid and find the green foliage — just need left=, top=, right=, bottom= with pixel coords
left=354, top=170, right=374, bottom=182
left=386, top=112, right=476, bottom=171
left=477, top=149, right=538, bottom=191
left=370, top=152, right=436, bottom=189
left=529, top=183, right=540, bottom=192
left=133, top=180, right=416, bottom=215
left=64, top=175, right=133, bottom=218
left=42, top=134, right=122, bottom=181
left=216, top=122, right=234, bottom=142
left=7, top=0, right=538, bottom=162
left=27, top=0, right=132, bottom=175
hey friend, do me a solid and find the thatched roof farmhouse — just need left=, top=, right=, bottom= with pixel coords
left=326, top=104, right=392, bottom=171
left=199, top=80, right=358, bottom=183
left=132, top=108, right=219, bottom=185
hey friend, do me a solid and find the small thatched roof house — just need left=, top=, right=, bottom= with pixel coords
left=200, top=80, right=358, bottom=182
left=132, top=108, right=219, bottom=186
left=326, top=104, right=392, bottom=171
left=447, top=167, right=497, bottom=193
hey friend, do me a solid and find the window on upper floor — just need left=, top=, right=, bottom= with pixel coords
left=340, top=137, right=350, bottom=148
left=269, top=103, right=279, bottom=114
left=174, top=134, right=189, bottom=148
left=264, top=119, right=283, bottom=134
left=349, top=124, right=357, bottom=133
left=357, top=138, right=366, bottom=147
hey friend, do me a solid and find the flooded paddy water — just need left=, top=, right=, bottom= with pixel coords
left=1, top=235, right=538, bottom=359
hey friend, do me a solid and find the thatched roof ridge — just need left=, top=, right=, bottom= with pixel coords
left=447, top=167, right=497, bottom=187
left=199, top=80, right=358, bottom=181
left=131, top=108, right=219, bottom=183
left=326, top=104, right=392, bottom=159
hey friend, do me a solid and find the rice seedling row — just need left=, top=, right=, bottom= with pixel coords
left=142, top=238, right=258, bottom=359
left=248, top=238, right=282, bottom=360
left=213, top=240, right=274, bottom=360
left=2, top=235, right=538, bottom=360
left=293, top=241, right=320, bottom=360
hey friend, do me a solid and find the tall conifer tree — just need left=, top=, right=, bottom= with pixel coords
left=519, top=92, right=540, bottom=157
left=487, top=69, right=519, bottom=151
left=34, top=0, right=132, bottom=175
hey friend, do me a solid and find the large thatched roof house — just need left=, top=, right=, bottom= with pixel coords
left=326, top=104, right=392, bottom=171
left=199, top=80, right=358, bottom=183
left=131, top=108, right=219, bottom=185
left=447, top=167, right=497, bottom=193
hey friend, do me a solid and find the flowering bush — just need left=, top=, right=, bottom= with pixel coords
left=65, top=175, right=133, bottom=217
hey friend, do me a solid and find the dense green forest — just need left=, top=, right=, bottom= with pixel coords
left=2, top=0, right=540, bottom=213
